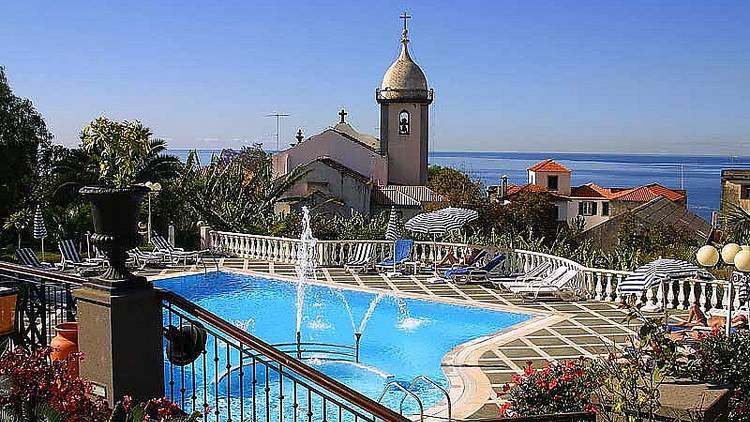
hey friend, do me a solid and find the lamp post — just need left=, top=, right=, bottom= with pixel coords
left=144, top=182, right=162, bottom=245
left=696, top=243, right=742, bottom=336
left=733, top=246, right=750, bottom=335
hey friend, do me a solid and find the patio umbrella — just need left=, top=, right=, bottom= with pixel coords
left=32, top=205, right=48, bottom=261
left=618, top=259, right=701, bottom=295
left=385, top=206, right=400, bottom=241
left=405, top=208, right=478, bottom=281
left=404, top=207, right=478, bottom=235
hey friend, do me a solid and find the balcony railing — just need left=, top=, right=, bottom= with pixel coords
left=209, top=231, right=744, bottom=315
left=160, top=290, right=409, bottom=422
left=0, top=261, right=82, bottom=349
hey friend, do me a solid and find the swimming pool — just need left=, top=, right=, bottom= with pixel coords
left=156, top=271, right=531, bottom=417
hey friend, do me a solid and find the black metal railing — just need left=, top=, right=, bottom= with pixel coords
left=0, top=262, right=83, bottom=349
left=161, top=290, right=408, bottom=422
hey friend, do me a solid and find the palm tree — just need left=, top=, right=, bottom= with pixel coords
left=723, top=201, right=750, bottom=244
left=176, top=146, right=307, bottom=233
left=52, top=138, right=181, bottom=203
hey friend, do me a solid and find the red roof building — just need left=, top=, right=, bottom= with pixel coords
left=527, top=159, right=572, bottom=173
left=490, top=159, right=697, bottom=230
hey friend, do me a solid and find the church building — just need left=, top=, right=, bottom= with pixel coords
left=272, top=15, right=444, bottom=218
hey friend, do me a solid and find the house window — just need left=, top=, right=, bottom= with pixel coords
left=602, top=202, right=610, bottom=216
left=579, top=201, right=597, bottom=216
left=547, top=175, right=559, bottom=191
left=741, top=185, right=750, bottom=200
left=398, top=110, right=410, bottom=135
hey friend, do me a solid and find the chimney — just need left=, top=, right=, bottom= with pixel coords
left=500, top=175, right=508, bottom=199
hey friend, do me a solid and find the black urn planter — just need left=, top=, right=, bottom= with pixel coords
left=79, top=185, right=150, bottom=291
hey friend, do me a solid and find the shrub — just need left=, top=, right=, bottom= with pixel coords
left=0, top=347, right=199, bottom=422
left=499, top=358, right=600, bottom=417
left=0, top=347, right=110, bottom=421
left=682, top=330, right=750, bottom=421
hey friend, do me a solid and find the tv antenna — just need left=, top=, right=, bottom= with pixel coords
left=265, top=112, right=290, bottom=152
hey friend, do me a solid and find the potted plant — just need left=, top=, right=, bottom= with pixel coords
left=78, top=117, right=154, bottom=291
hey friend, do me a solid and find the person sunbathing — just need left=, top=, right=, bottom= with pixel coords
left=669, top=313, right=748, bottom=341
left=708, top=313, right=748, bottom=330
left=669, top=303, right=707, bottom=329
left=437, top=249, right=460, bottom=267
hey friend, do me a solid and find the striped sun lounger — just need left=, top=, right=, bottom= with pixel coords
left=58, top=239, right=105, bottom=272
left=344, top=243, right=374, bottom=273
left=15, top=248, right=55, bottom=270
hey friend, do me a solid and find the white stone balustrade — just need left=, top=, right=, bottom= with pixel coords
left=209, top=231, right=745, bottom=314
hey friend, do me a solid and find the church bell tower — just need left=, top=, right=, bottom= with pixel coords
left=376, top=13, right=433, bottom=186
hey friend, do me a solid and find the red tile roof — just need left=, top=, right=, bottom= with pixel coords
left=528, top=159, right=572, bottom=173
left=570, top=183, right=614, bottom=199
left=610, top=183, right=686, bottom=203
left=506, top=183, right=568, bottom=200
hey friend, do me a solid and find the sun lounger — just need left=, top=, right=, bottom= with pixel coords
left=15, top=248, right=56, bottom=270
left=58, top=239, right=105, bottom=272
left=511, top=269, right=580, bottom=301
left=375, top=239, right=413, bottom=274
left=491, top=261, right=553, bottom=287
left=343, top=243, right=374, bottom=273
left=152, top=234, right=208, bottom=265
left=498, top=266, right=567, bottom=291
left=445, top=254, right=506, bottom=284
left=127, top=248, right=165, bottom=269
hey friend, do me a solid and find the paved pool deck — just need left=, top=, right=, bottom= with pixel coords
left=142, top=258, right=684, bottom=420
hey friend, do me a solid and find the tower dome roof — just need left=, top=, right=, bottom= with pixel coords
left=377, top=16, right=432, bottom=103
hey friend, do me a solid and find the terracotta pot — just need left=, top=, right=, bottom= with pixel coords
left=50, top=322, right=79, bottom=375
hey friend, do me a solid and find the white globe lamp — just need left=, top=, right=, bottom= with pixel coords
left=721, top=243, right=742, bottom=265
left=696, top=245, right=720, bottom=268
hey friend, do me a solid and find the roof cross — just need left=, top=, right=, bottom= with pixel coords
left=338, top=108, right=348, bottom=123
left=400, top=12, right=411, bottom=32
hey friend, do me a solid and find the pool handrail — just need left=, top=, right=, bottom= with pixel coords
left=400, top=375, right=451, bottom=422
left=377, top=380, right=424, bottom=422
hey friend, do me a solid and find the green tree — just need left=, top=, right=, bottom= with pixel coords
left=427, top=165, right=482, bottom=208
left=170, top=145, right=307, bottom=235
left=0, top=66, right=53, bottom=244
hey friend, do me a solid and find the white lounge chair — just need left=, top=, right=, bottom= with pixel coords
left=491, top=261, right=553, bottom=288
left=511, top=269, right=580, bottom=301
left=496, top=265, right=566, bottom=291
left=127, top=248, right=165, bottom=269
left=343, top=243, right=374, bottom=273
left=152, top=234, right=207, bottom=265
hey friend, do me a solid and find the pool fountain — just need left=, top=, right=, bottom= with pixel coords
left=294, top=206, right=317, bottom=357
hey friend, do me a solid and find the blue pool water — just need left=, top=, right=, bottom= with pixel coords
left=156, top=271, right=531, bottom=417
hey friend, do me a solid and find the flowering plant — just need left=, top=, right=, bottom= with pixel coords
left=0, top=346, right=110, bottom=421
left=681, top=330, right=750, bottom=421
left=498, top=358, right=600, bottom=417
left=0, top=347, right=200, bottom=422
left=112, top=396, right=200, bottom=422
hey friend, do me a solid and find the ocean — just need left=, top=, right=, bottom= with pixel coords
left=169, top=149, right=750, bottom=221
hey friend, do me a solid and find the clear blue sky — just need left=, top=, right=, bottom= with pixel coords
left=3, top=1, right=749, bottom=154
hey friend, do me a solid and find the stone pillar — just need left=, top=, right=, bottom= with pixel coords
left=199, top=223, right=212, bottom=250
left=74, top=286, right=164, bottom=406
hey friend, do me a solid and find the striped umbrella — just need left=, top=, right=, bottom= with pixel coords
left=385, top=206, right=400, bottom=241
left=32, top=205, right=47, bottom=260
left=405, top=207, right=478, bottom=235
left=618, top=258, right=701, bottom=295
